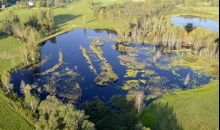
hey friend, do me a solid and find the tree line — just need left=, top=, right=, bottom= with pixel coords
left=92, top=0, right=219, bottom=60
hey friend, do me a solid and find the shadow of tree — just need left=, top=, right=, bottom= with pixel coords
left=82, top=95, right=138, bottom=130
left=54, top=14, right=82, bottom=25
left=149, top=102, right=183, bottom=130
left=0, top=34, right=9, bottom=40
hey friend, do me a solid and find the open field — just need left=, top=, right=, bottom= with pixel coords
left=0, top=90, right=34, bottom=130
left=0, top=35, right=24, bottom=75
left=171, top=5, right=219, bottom=19
left=141, top=79, right=219, bottom=130
left=177, top=4, right=219, bottom=15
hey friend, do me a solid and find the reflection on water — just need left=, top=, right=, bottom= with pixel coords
left=171, top=15, right=219, bottom=33
left=11, top=29, right=211, bottom=105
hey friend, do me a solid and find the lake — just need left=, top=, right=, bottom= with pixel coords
left=10, top=28, right=212, bottom=105
left=171, top=15, right=219, bottom=33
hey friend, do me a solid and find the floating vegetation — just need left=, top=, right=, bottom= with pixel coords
left=149, top=76, right=161, bottom=83
left=91, top=39, right=104, bottom=46
left=172, top=70, right=180, bottom=76
left=80, top=45, right=97, bottom=75
left=124, top=69, right=139, bottom=77
left=128, top=53, right=138, bottom=57
left=139, top=79, right=147, bottom=84
left=140, top=69, right=155, bottom=75
left=40, top=51, right=63, bottom=75
left=40, top=67, right=82, bottom=104
left=90, top=39, right=118, bottom=86
left=114, top=44, right=134, bottom=54
left=121, top=80, right=140, bottom=90
left=144, top=86, right=168, bottom=101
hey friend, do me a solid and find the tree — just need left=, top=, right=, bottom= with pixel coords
left=1, top=71, right=13, bottom=94
left=36, top=95, right=95, bottom=130
left=135, top=90, right=145, bottom=113
left=25, top=90, right=40, bottom=112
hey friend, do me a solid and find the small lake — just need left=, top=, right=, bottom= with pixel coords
left=171, top=15, right=219, bottom=33
left=11, top=29, right=212, bottom=105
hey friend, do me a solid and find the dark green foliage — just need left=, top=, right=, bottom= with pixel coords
left=26, top=9, right=56, bottom=37
left=139, top=108, right=154, bottom=128
left=36, top=95, right=95, bottom=130
left=147, top=102, right=183, bottom=130
left=83, top=95, right=138, bottom=130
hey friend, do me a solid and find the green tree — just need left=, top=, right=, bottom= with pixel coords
left=1, top=71, right=13, bottom=94
left=25, top=86, right=40, bottom=112
left=36, top=95, right=95, bottom=130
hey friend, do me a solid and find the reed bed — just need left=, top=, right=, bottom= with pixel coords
left=80, top=46, right=97, bottom=75
left=89, top=40, right=118, bottom=86
left=40, top=51, right=63, bottom=75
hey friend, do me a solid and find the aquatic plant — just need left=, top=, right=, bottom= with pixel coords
left=80, top=46, right=97, bottom=75
left=40, top=51, right=63, bottom=75
left=90, top=40, right=118, bottom=86
left=124, top=69, right=139, bottom=77
left=149, top=76, right=161, bottom=83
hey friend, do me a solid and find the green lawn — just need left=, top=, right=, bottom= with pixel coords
left=0, top=90, right=34, bottom=130
left=173, top=4, right=219, bottom=19
left=0, top=35, right=24, bottom=75
left=141, top=79, right=219, bottom=130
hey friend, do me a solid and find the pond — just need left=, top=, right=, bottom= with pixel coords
left=11, top=29, right=211, bottom=105
left=171, top=15, right=219, bottom=33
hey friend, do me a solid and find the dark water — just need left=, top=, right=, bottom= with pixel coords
left=11, top=29, right=211, bottom=105
left=171, top=16, right=219, bottom=33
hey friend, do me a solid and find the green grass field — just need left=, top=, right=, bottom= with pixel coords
left=141, top=79, right=219, bottom=130
left=0, top=35, right=24, bottom=75
left=174, top=4, right=219, bottom=19
left=0, top=90, right=34, bottom=130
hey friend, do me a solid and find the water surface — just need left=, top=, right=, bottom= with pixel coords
left=11, top=29, right=211, bottom=105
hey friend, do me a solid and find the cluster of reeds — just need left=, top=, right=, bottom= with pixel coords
left=80, top=46, right=97, bottom=75
left=89, top=40, right=118, bottom=86
left=40, top=51, right=63, bottom=75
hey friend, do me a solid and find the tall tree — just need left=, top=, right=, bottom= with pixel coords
left=1, top=71, right=13, bottom=94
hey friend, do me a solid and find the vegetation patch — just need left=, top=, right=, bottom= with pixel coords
left=124, top=69, right=139, bottom=78
left=90, top=39, right=118, bottom=86
left=40, top=51, right=63, bottom=75
left=171, top=54, right=219, bottom=78
left=80, top=45, right=97, bottom=75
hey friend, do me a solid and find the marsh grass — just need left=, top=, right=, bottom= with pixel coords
left=89, top=39, right=118, bottom=86
left=40, top=51, right=63, bottom=75
left=80, top=45, right=97, bottom=74
left=171, top=54, right=219, bottom=78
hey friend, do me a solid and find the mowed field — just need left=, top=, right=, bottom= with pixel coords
left=0, top=35, right=24, bottom=75
left=142, top=79, right=219, bottom=130
left=0, top=90, right=34, bottom=130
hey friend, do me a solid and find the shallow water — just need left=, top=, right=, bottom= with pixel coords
left=171, top=15, right=219, bottom=33
left=11, top=29, right=211, bottom=105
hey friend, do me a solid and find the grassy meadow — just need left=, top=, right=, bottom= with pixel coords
left=0, top=90, right=34, bottom=130
left=141, top=79, right=219, bottom=130
left=0, top=35, right=24, bottom=75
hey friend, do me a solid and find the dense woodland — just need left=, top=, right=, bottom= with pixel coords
left=0, top=0, right=219, bottom=129
left=93, top=0, right=219, bottom=60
